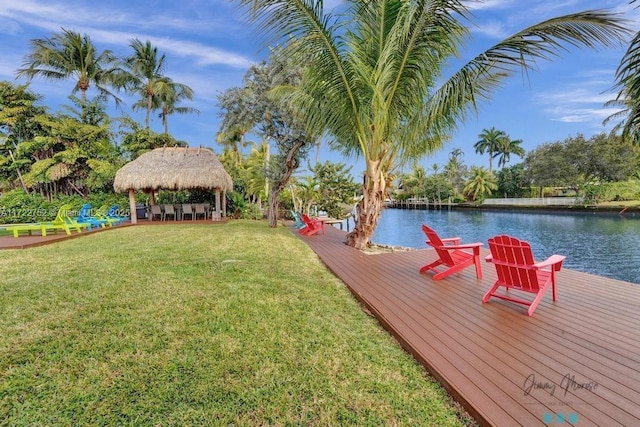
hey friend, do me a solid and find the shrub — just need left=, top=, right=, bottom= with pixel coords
left=0, top=190, right=130, bottom=224
left=0, top=190, right=56, bottom=224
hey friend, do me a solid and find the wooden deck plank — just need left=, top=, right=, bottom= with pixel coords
left=298, top=225, right=640, bottom=426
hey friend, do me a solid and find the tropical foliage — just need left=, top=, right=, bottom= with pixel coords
left=444, top=148, right=467, bottom=199
left=118, top=118, right=188, bottom=160
left=474, top=127, right=525, bottom=172
left=605, top=0, right=640, bottom=143
left=238, top=0, right=628, bottom=248
left=496, top=164, right=527, bottom=198
left=524, top=133, right=640, bottom=191
left=396, top=165, right=452, bottom=203
left=2, top=31, right=198, bottom=199
left=307, top=161, right=359, bottom=219
left=120, top=39, right=197, bottom=130
left=463, top=166, right=498, bottom=201
left=395, top=132, right=640, bottom=203
left=216, top=50, right=317, bottom=227
left=474, top=127, right=506, bottom=173
left=16, top=29, right=122, bottom=106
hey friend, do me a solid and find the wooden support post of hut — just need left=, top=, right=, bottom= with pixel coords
left=113, top=147, right=233, bottom=224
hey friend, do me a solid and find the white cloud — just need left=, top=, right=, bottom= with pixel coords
left=0, top=0, right=253, bottom=69
left=467, top=0, right=516, bottom=11
left=546, top=106, right=621, bottom=124
left=535, top=72, right=623, bottom=126
left=473, top=21, right=509, bottom=39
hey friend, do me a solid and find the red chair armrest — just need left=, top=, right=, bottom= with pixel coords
left=439, top=242, right=482, bottom=252
left=533, top=255, right=566, bottom=271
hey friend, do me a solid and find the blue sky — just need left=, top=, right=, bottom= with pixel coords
left=1, top=0, right=638, bottom=177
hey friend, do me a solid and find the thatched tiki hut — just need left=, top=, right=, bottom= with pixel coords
left=114, top=147, right=233, bottom=224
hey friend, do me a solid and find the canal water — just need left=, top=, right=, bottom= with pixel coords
left=370, top=208, right=640, bottom=284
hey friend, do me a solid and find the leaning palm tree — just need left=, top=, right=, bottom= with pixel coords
left=240, top=0, right=628, bottom=249
left=16, top=28, right=122, bottom=106
left=474, top=127, right=507, bottom=173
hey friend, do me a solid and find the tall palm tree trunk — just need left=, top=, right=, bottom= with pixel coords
left=8, top=149, right=28, bottom=193
left=345, top=161, right=386, bottom=249
left=146, top=94, right=153, bottom=128
left=267, top=140, right=305, bottom=227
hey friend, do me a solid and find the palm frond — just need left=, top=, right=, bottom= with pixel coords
left=241, top=0, right=364, bottom=154
left=423, top=9, right=629, bottom=146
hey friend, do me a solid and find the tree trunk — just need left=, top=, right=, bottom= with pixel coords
left=345, top=161, right=385, bottom=250
left=267, top=140, right=304, bottom=227
left=8, top=149, right=28, bottom=193
left=267, top=188, right=281, bottom=226
left=146, top=94, right=152, bottom=128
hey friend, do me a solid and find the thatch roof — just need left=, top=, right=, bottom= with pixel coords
left=113, top=147, right=233, bottom=192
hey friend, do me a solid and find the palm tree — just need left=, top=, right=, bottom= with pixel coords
left=431, top=163, right=443, bottom=204
left=463, top=166, right=498, bottom=201
left=400, top=164, right=427, bottom=198
left=605, top=1, right=640, bottom=143
left=16, top=29, right=121, bottom=106
left=216, top=126, right=250, bottom=167
left=445, top=148, right=465, bottom=197
left=495, top=137, right=525, bottom=169
left=122, top=39, right=181, bottom=129
left=157, top=80, right=199, bottom=135
left=243, top=142, right=269, bottom=205
left=474, top=127, right=507, bottom=173
left=240, top=0, right=628, bottom=249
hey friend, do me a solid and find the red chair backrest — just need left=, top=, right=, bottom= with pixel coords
left=421, top=224, right=454, bottom=266
left=301, top=214, right=318, bottom=231
left=487, top=235, right=539, bottom=292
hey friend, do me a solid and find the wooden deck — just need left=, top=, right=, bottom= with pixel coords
left=297, top=225, right=640, bottom=426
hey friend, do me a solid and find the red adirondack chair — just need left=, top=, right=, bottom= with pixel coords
left=299, top=214, right=324, bottom=236
left=483, top=235, right=566, bottom=316
left=419, top=225, right=483, bottom=280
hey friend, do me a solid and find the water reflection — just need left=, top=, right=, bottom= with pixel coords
left=371, top=209, right=640, bottom=284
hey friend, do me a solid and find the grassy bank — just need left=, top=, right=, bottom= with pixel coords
left=0, top=221, right=472, bottom=426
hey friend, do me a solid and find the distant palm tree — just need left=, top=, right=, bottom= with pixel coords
left=243, top=142, right=269, bottom=204
left=157, top=80, right=199, bottom=134
left=449, top=148, right=464, bottom=162
left=474, top=127, right=507, bottom=173
left=404, top=165, right=427, bottom=197
left=495, top=137, right=525, bottom=169
left=16, top=28, right=121, bottom=106
left=216, top=127, right=250, bottom=167
left=463, top=166, right=498, bottom=201
left=445, top=148, right=465, bottom=197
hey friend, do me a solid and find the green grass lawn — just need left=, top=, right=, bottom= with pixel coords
left=0, top=221, right=473, bottom=426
